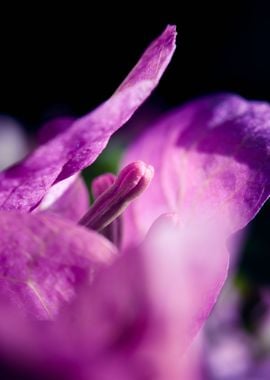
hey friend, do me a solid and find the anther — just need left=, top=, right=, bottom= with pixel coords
left=79, top=161, right=154, bottom=232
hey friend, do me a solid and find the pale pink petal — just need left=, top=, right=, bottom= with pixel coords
left=40, top=214, right=227, bottom=379
left=122, top=94, right=270, bottom=246
left=39, top=176, right=89, bottom=222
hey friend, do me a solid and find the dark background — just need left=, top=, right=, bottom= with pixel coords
left=1, top=2, right=270, bottom=127
left=0, top=2, right=269, bottom=289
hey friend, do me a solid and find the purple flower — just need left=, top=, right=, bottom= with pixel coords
left=0, top=24, right=269, bottom=379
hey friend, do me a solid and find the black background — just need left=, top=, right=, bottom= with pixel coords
left=0, top=1, right=270, bottom=286
left=1, top=2, right=270, bottom=128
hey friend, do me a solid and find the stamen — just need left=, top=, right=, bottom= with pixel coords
left=79, top=161, right=154, bottom=232
left=92, top=173, right=116, bottom=199
left=91, top=173, right=121, bottom=245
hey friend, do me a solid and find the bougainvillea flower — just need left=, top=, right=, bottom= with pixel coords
left=0, top=24, right=269, bottom=379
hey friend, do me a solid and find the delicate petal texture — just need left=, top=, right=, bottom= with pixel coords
left=39, top=176, right=90, bottom=222
left=116, top=25, right=176, bottom=92
left=0, top=25, right=176, bottom=212
left=36, top=118, right=88, bottom=218
left=122, top=94, right=270, bottom=245
left=0, top=211, right=117, bottom=320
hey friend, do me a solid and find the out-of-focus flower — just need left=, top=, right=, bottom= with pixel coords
left=0, top=24, right=269, bottom=379
left=0, top=116, right=28, bottom=170
left=199, top=282, right=270, bottom=379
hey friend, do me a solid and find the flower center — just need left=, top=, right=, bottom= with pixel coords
left=79, top=161, right=154, bottom=245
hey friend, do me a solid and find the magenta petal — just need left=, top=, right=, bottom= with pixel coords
left=0, top=217, right=226, bottom=378
left=0, top=211, right=117, bottom=320
left=119, top=94, right=270, bottom=358
left=38, top=176, right=90, bottom=222
left=122, top=94, right=270, bottom=245
left=44, top=214, right=227, bottom=379
left=116, top=25, right=176, bottom=93
left=0, top=25, right=176, bottom=212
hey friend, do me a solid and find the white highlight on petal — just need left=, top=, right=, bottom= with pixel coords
left=38, top=174, right=78, bottom=211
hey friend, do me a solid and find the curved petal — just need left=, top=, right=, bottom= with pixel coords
left=40, top=215, right=227, bottom=379
left=120, top=94, right=270, bottom=365
left=38, top=176, right=90, bottom=222
left=0, top=211, right=117, bottom=320
left=0, top=216, right=226, bottom=379
left=0, top=25, right=176, bottom=212
left=35, top=118, right=90, bottom=220
left=122, top=94, right=270, bottom=246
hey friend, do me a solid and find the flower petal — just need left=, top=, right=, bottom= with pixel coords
left=0, top=211, right=117, bottom=320
left=0, top=25, right=176, bottom=212
left=120, top=94, right=270, bottom=362
left=42, top=214, right=228, bottom=379
left=38, top=176, right=90, bottom=222
left=0, top=215, right=226, bottom=379
left=122, top=94, right=270, bottom=245
left=36, top=118, right=90, bottom=220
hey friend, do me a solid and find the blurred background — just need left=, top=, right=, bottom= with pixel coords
left=0, top=1, right=270, bottom=377
left=2, top=2, right=270, bottom=126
